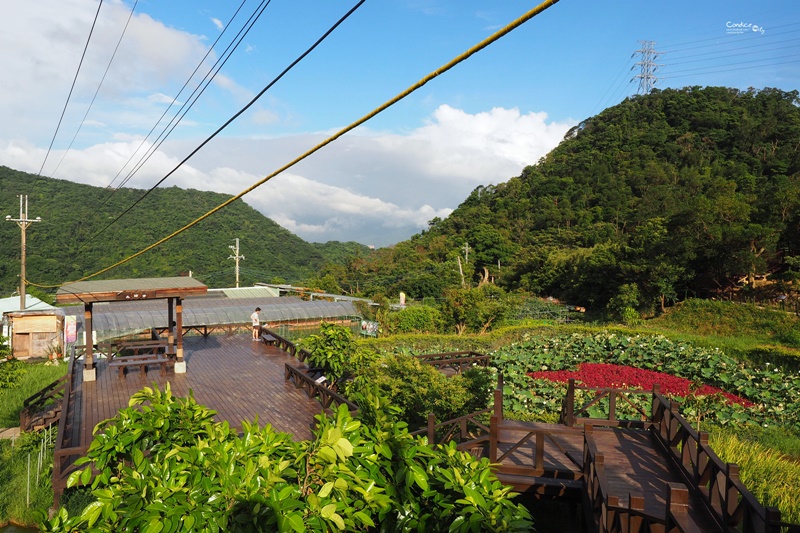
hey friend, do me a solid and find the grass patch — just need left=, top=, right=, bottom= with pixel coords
left=709, top=429, right=800, bottom=524
left=0, top=428, right=55, bottom=527
left=0, top=360, right=68, bottom=428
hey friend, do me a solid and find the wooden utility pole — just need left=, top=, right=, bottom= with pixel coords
left=5, top=195, right=41, bottom=310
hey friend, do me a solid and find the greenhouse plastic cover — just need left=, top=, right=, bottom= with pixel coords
left=62, top=296, right=360, bottom=340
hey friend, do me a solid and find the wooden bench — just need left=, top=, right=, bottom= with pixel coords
left=107, top=353, right=171, bottom=379
left=260, top=333, right=277, bottom=346
left=116, top=340, right=169, bottom=356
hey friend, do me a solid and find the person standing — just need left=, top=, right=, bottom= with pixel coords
left=251, top=307, right=262, bottom=340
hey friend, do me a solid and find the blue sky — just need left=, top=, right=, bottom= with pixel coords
left=1, top=0, right=798, bottom=249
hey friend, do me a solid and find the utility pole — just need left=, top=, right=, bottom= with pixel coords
left=5, top=195, right=41, bottom=310
left=228, top=238, right=244, bottom=288
left=632, top=40, right=661, bottom=94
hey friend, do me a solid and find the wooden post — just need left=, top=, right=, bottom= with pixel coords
left=535, top=432, right=544, bottom=471
left=175, top=297, right=186, bottom=373
left=608, top=390, right=617, bottom=423
left=565, top=379, right=575, bottom=427
left=489, top=414, right=499, bottom=463
left=167, top=297, right=175, bottom=355
left=665, top=483, right=690, bottom=532
left=83, top=303, right=95, bottom=381
left=494, top=373, right=504, bottom=422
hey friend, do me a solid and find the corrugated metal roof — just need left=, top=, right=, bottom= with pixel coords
left=56, top=277, right=207, bottom=304
left=0, top=295, right=55, bottom=314
left=217, top=286, right=279, bottom=299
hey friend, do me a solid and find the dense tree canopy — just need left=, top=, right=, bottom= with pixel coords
left=0, top=167, right=370, bottom=293
left=343, top=87, right=800, bottom=313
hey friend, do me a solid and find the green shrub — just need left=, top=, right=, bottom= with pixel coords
left=385, top=305, right=443, bottom=334
left=42, top=386, right=533, bottom=532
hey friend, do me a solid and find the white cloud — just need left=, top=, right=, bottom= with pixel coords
left=1, top=102, right=571, bottom=245
left=0, top=0, right=574, bottom=247
left=211, top=18, right=224, bottom=31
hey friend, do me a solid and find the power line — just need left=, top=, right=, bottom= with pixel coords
left=30, top=0, right=562, bottom=288
left=50, top=0, right=140, bottom=180
left=100, top=0, right=254, bottom=198
left=81, top=0, right=352, bottom=248
left=37, top=0, right=105, bottom=177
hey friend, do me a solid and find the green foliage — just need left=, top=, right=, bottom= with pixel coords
left=340, top=87, right=800, bottom=309
left=42, top=385, right=532, bottom=532
left=0, top=166, right=372, bottom=291
left=0, top=359, right=28, bottom=389
left=351, top=353, right=492, bottom=430
left=298, top=323, right=363, bottom=382
left=492, top=331, right=800, bottom=431
left=384, top=305, right=443, bottom=334
left=0, top=429, right=56, bottom=526
left=707, top=430, right=800, bottom=524
left=440, top=285, right=515, bottom=335
left=0, top=361, right=67, bottom=427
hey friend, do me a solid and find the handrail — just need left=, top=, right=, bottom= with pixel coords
left=284, top=363, right=358, bottom=412
left=561, top=378, right=654, bottom=428
left=262, top=329, right=313, bottom=364
left=20, top=373, right=67, bottom=431
left=52, top=345, right=79, bottom=506
left=409, top=408, right=492, bottom=448
left=650, top=390, right=795, bottom=532
left=414, top=351, right=490, bottom=374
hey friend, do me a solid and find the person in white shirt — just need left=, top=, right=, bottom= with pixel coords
left=250, top=307, right=261, bottom=340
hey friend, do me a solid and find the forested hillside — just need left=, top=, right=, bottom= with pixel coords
left=0, top=167, right=370, bottom=294
left=339, top=87, right=800, bottom=313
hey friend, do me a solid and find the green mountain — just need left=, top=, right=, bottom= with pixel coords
left=347, top=87, right=800, bottom=311
left=0, top=166, right=370, bottom=295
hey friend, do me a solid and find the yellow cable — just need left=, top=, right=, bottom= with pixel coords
left=30, top=0, right=561, bottom=290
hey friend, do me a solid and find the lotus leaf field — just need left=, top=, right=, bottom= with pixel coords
left=492, top=332, right=800, bottom=431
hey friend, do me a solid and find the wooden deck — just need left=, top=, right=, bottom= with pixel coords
left=63, top=334, right=323, bottom=452
left=491, top=422, right=718, bottom=530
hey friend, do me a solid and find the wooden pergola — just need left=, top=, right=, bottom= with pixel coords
left=56, top=277, right=207, bottom=381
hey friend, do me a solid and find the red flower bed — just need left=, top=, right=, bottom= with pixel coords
left=529, top=363, right=754, bottom=408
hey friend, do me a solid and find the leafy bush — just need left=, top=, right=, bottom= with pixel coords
left=297, top=323, right=362, bottom=382
left=384, top=305, right=443, bottom=334
left=351, top=353, right=487, bottom=430
left=0, top=359, right=28, bottom=389
left=42, top=385, right=532, bottom=532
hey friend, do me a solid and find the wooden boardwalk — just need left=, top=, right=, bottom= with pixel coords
left=414, top=369, right=797, bottom=533
left=53, top=334, right=326, bottom=502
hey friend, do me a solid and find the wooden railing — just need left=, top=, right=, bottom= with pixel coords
left=581, top=425, right=703, bottom=533
left=284, top=363, right=358, bottom=412
left=651, top=391, right=798, bottom=533
left=52, top=346, right=88, bottom=507
left=20, top=373, right=68, bottom=431
left=262, top=329, right=313, bottom=364
left=414, top=351, right=490, bottom=375
left=561, top=378, right=653, bottom=428
left=409, top=409, right=492, bottom=451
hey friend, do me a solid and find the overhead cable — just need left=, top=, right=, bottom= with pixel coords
left=50, top=0, right=140, bottom=180
left=33, top=0, right=561, bottom=287
left=37, top=0, right=105, bottom=177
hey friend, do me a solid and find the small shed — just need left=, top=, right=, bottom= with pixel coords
left=3, top=308, right=64, bottom=359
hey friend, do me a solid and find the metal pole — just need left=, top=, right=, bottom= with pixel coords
left=5, top=195, right=41, bottom=310
left=228, top=238, right=244, bottom=288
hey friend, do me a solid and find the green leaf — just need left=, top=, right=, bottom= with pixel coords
left=81, top=501, right=104, bottom=528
